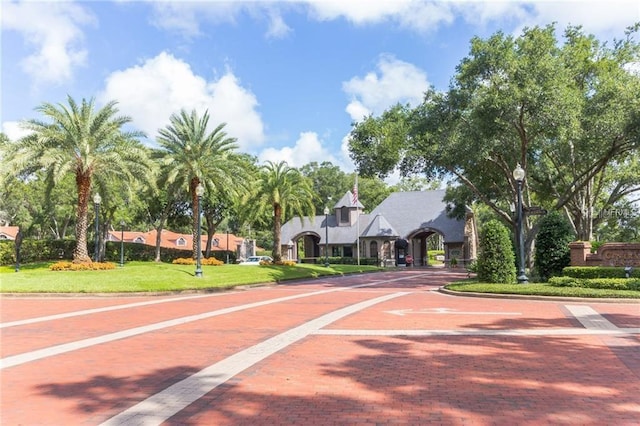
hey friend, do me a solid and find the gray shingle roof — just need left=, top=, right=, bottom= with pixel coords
left=334, top=191, right=364, bottom=209
left=281, top=189, right=466, bottom=245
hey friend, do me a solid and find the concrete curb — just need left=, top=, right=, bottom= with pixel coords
left=438, top=287, right=640, bottom=304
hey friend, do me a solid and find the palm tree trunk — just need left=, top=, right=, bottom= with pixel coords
left=191, top=178, right=200, bottom=260
left=273, top=204, right=283, bottom=262
left=73, top=173, right=92, bottom=263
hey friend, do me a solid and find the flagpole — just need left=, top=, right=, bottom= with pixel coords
left=354, top=174, right=360, bottom=266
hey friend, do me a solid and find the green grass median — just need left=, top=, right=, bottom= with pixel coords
left=0, top=262, right=381, bottom=294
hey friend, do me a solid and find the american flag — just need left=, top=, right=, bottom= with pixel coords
left=352, top=176, right=358, bottom=205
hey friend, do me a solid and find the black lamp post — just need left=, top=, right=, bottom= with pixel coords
left=93, top=193, right=101, bottom=262
left=226, top=228, right=230, bottom=264
left=119, top=220, right=125, bottom=267
left=513, top=164, right=528, bottom=283
left=195, top=183, right=205, bottom=277
left=324, top=206, right=330, bottom=267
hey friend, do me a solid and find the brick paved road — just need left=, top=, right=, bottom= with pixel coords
left=1, top=269, right=639, bottom=425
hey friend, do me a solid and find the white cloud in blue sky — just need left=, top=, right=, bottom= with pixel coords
left=2, top=0, right=639, bottom=171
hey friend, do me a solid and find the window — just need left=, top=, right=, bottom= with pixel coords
left=134, top=237, right=145, bottom=244
left=370, top=241, right=378, bottom=258
left=343, top=246, right=353, bottom=257
left=176, top=237, right=186, bottom=247
left=212, top=238, right=219, bottom=247
left=340, top=206, right=349, bottom=223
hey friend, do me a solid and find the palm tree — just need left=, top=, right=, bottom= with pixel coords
left=4, top=96, right=151, bottom=262
left=154, top=109, right=246, bottom=259
left=248, top=161, right=315, bottom=262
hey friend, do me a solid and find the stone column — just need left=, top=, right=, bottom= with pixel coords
left=569, top=241, right=591, bottom=266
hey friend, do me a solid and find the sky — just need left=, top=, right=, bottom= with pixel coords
left=2, top=0, right=639, bottom=175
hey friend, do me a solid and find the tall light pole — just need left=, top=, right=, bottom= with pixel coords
left=513, top=164, right=529, bottom=283
left=324, top=206, right=330, bottom=267
left=93, top=193, right=102, bottom=262
left=119, top=220, right=125, bottom=267
left=195, top=183, right=205, bottom=277
left=226, top=228, right=230, bottom=264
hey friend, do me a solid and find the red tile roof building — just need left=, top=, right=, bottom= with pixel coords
left=107, top=229, right=244, bottom=252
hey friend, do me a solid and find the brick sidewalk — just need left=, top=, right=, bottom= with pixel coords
left=1, top=270, right=638, bottom=425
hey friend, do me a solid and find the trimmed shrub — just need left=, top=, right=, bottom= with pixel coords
left=49, top=261, right=117, bottom=271
left=171, top=257, right=224, bottom=266
left=534, top=212, right=575, bottom=281
left=477, top=220, right=516, bottom=284
left=549, top=276, right=640, bottom=291
left=562, top=266, right=640, bottom=279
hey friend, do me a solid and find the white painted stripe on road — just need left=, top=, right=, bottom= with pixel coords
left=315, top=328, right=640, bottom=336
left=0, top=277, right=410, bottom=370
left=0, top=271, right=420, bottom=329
left=100, top=291, right=409, bottom=426
left=565, top=305, right=621, bottom=330
left=0, top=293, right=239, bottom=329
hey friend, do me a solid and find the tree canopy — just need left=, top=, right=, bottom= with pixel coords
left=348, top=23, right=640, bottom=246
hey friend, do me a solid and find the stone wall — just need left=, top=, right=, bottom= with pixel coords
left=569, top=241, right=640, bottom=267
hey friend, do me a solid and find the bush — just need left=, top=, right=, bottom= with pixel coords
left=172, top=257, right=224, bottom=266
left=534, top=212, right=575, bottom=281
left=549, top=276, right=640, bottom=291
left=477, top=220, right=516, bottom=284
left=0, top=239, right=236, bottom=265
left=1, top=239, right=76, bottom=265
left=562, top=266, right=640, bottom=279
left=49, top=261, right=117, bottom=271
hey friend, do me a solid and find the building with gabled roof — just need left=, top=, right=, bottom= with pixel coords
left=280, top=189, right=477, bottom=266
left=0, top=226, right=20, bottom=241
left=107, top=229, right=246, bottom=253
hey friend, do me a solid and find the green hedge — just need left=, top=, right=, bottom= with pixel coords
left=549, top=276, right=640, bottom=291
left=300, top=257, right=379, bottom=265
left=0, top=239, right=236, bottom=265
left=562, top=266, right=640, bottom=279
left=0, top=239, right=75, bottom=265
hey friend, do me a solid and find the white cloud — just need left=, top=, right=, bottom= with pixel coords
left=343, top=55, right=429, bottom=122
left=305, top=0, right=455, bottom=31
left=147, top=1, right=292, bottom=39
left=2, top=121, right=31, bottom=141
left=98, top=52, right=264, bottom=150
left=143, top=1, right=639, bottom=47
left=259, top=131, right=346, bottom=168
left=1, top=1, right=95, bottom=85
left=523, top=1, right=640, bottom=35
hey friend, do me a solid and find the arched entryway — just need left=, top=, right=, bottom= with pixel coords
left=288, top=232, right=320, bottom=263
left=408, top=228, right=445, bottom=266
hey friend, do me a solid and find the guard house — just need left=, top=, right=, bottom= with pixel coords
left=280, top=190, right=477, bottom=266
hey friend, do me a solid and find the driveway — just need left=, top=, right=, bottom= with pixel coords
left=1, top=269, right=638, bottom=425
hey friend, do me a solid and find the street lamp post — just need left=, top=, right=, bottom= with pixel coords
left=226, top=228, right=230, bottom=264
left=513, top=164, right=529, bottom=283
left=119, top=220, right=125, bottom=267
left=324, top=206, right=330, bottom=267
left=93, top=193, right=102, bottom=262
left=195, top=183, right=205, bottom=277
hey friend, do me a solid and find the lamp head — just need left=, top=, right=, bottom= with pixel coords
left=195, top=182, right=205, bottom=197
left=93, top=193, right=102, bottom=204
left=324, top=206, right=330, bottom=215
left=513, top=164, right=525, bottom=182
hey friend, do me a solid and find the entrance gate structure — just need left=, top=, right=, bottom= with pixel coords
left=281, top=190, right=478, bottom=267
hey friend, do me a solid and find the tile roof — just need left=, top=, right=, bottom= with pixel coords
left=107, top=229, right=243, bottom=251
left=0, top=226, right=20, bottom=240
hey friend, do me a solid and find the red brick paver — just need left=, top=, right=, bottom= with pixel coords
left=1, top=270, right=638, bottom=425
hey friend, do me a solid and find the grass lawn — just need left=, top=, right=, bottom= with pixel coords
left=0, top=261, right=382, bottom=293
left=446, top=280, right=640, bottom=299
